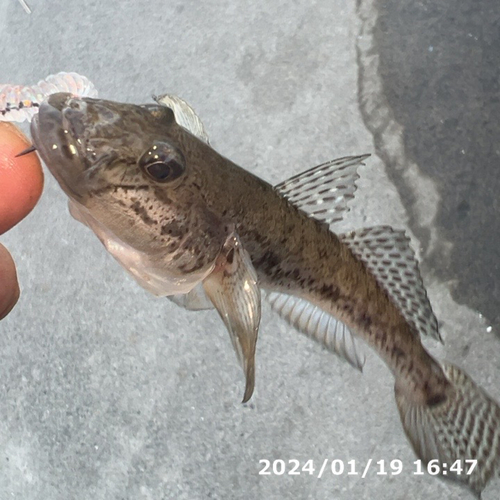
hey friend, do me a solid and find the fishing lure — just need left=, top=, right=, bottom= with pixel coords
left=0, top=72, right=97, bottom=123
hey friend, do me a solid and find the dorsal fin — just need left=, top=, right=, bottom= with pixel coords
left=153, top=94, right=210, bottom=144
left=339, top=226, right=441, bottom=342
left=267, top=292, right=365, bottom=371
left=274, top=155, right=369, bottom=227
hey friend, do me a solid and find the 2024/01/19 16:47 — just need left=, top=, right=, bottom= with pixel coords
left=258, top=458, right=478, bottom=479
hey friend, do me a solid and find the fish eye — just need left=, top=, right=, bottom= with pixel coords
left=139, top=142, right=185, bottom=183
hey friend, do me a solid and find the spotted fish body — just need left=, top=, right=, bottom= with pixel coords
left=199, top=168, right=445, bottom=402
left=29, top=92, right=499, bottom=495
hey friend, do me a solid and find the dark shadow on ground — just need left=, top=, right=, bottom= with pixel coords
left=374, top=0, right=500, bottom=330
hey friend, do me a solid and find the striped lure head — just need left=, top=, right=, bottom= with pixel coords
left=1, top=72, right=97, bottom=123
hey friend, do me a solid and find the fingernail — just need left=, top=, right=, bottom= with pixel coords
left=0, top=122, right=29, bottom=142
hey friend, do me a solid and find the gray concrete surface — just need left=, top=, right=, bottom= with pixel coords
left=373, top=0, right=500, bottom=332
left=0, top=1, right=499, bottom=499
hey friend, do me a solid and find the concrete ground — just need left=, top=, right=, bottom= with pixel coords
left=0, top=0, right=499, bottom=499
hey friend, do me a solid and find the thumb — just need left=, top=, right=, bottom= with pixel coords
left=0, top=242, right=20, bottom=319
left=0, top=122, right=44, bottom=234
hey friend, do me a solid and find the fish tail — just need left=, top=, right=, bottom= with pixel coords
left=395, top=361, right=500, bottom=495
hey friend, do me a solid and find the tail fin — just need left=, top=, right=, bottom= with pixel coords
left=395, top=362, right=500, bottom=495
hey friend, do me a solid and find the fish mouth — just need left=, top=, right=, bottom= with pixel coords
left=31, top=92, right=92, bottom=200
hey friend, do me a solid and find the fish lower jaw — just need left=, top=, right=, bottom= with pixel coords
left=68, top=199, right=213, bottom=297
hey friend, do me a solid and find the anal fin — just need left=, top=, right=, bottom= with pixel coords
left=267, top=292, right=365, bottom=371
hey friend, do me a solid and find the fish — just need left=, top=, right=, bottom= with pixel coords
left=29, top=91, right=500, bottom=495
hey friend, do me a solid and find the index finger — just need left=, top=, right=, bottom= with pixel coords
left=0, top=123, right=44, bottom=234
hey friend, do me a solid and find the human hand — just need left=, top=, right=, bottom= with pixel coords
left=0, top=123, right=44, bottom=319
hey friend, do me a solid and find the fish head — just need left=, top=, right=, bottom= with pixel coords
left=31, top=92, right=227, bottom=295
left=31, top=92, right=191, bottom=204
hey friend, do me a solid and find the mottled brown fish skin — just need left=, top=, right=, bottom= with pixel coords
left=176, top=131, right=449, bottom=406
left=34, top=94, right=448, bottom=404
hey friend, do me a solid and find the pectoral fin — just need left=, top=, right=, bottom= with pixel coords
left=203, top=233, right=261, bottom=403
